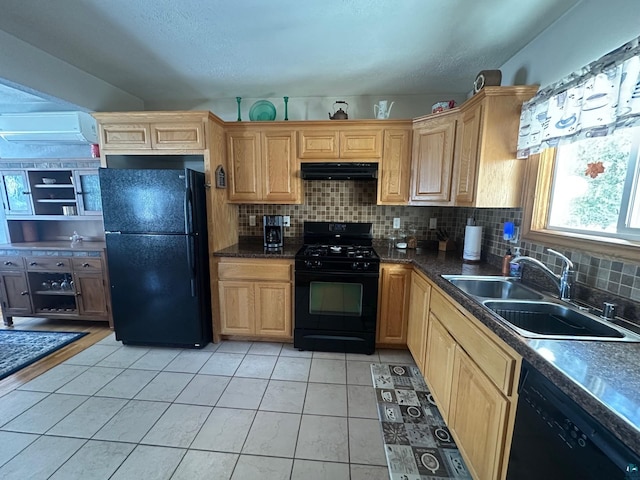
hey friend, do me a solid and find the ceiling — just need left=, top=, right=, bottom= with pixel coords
left=0, top=0, right=581, bottom=111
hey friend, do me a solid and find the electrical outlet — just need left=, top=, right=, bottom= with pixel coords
left=393, top=218, right=401, bottom=229
left=249, top=215, right=256, bottom=227
left=283, top=216, right=291, bottom=227
left=429, top=217, right=438, bottom=230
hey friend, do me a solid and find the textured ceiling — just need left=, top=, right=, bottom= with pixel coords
left=0, top=0, right=580, bottom=110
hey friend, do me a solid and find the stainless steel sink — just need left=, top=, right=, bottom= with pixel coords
left=442, top=275, right=543, bottom=300
left=442, top=275, right=640, bottom=342
left=483, top=300, right=640, bottom=341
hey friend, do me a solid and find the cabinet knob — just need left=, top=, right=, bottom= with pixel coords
left=82, top=263, right=90, bottom=268
left=20, top=291, right=29, bottom=296
left=56, top=262, right=64, bottom=267
left=22, top=191, right=32, bottom=195
left=4, top=261, right=13, bottom=266
left=29, top=262, right=37, bottom=266
left=75, top=291, right=81, bottom=296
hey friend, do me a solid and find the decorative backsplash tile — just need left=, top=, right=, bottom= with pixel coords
left=238, top=180, right=640, bottom=306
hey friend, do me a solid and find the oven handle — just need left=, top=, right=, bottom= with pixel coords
left=295, top=270, right=379, bottom=279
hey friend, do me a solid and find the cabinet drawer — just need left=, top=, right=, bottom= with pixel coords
left=25, top=257, right=72, bottom=271
left=0, top=256, right=24, bottom=270
left=218, top=259, right=291, bottom=282
left=430, top=289, right=516, bottom=394
left=72, top=258, right=103, bottom=272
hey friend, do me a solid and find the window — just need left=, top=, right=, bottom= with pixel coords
left=523, top=127, right=640, bottom=261
left=547, top=127, right=640, bottom=239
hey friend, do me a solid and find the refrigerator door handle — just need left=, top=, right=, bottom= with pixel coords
left=187, top=235, right=196, bottom=297
left=184, top=186, right=193, bottom=235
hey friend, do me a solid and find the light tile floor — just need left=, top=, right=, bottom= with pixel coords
left=0, top=335, right=416, bottom=479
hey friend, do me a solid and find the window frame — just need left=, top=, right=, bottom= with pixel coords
left=522, top=149, right=640, bottom=262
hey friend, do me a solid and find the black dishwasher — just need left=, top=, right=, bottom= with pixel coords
left=507, top=361, right=640, bottom=479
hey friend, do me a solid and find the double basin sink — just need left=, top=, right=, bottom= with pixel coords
left=442, top=275, right=640, bottom=342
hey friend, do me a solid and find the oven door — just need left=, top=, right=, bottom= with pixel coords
left=295, top=270, right=379, bottom=333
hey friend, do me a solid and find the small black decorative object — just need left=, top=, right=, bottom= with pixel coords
left=215, top=165, right=226, bottom=188
left=284, top=96, right=289, bottom=121
left=473, top=70, right=502, bottom=94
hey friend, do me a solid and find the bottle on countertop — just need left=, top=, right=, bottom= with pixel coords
left=501, top=248, right=513, bottom=276
left=509, top=247, right=522, bottom=279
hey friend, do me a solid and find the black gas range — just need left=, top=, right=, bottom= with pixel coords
left=294, top=222, right=380, bottom=354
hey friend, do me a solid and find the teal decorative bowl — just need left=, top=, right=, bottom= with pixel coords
left=249, top=100, right=276, bottom=121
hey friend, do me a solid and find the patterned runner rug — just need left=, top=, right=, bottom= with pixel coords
left=0, top=330, right=88, bottom=380
left=371, top=363, right=472, bottom=479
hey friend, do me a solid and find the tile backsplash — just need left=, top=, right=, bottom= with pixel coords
left=238, top=180, right=640, bottom=307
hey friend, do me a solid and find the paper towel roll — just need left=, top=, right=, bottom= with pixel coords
left=463, top=226, right=482, bottom=261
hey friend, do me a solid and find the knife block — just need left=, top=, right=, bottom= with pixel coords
left=438, top=239, right=455, bottom=251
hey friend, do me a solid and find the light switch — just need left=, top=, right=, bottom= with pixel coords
left=429, top=218, right=437, bottom=230
left=249, top=215, right=256, bottom=226
left=393, top=218, right=401, bottom=229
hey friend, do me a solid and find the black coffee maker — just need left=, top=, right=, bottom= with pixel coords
left=263, top=215, right=284, bottom=249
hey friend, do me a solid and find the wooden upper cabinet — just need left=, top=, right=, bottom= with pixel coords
left=262, top=130, right=300, bottom=203
left=410, top=111, right=457, bottom=204
left=100, top=123, right=151, bottom=149
left=378, top=129, right=411, bottom=205
left=93, top=111, right=211, bottom=154
left=227, top=130, right=262, bottom=202
left=298, top=130, right=339, bottom=159
left=298, top=127, right=382, bottom=160
left=339, top=129, right=382, bottom=158
left=151, top=122, right=205, bottom=149
left=227, top=128, right=301, bottom=204
left=453, top=86, right=538, bottom=207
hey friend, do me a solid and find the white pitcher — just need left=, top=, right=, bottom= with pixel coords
left=374, top=100, right=394, bottom=119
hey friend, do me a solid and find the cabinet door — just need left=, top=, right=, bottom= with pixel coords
left=74, top=170, right=102, bottom=215
left=339, top=129, right=383, bottom=158
left=298, top=130, right=339, bottom=159
left=454, top=104, right=483, bottom=205
left=410, top=117, right=456, bottom=203
left=1, top=171, right=33, bottom=215
left=151, top=122, right=205, bottom=150
left=0, top=271, right=32, bottom=315
left=219, top=281, right=254, bottom=335
left=100, top=123, right=152, bottom=149
left=378, top=129, right=411, bottom=204
left=255, top=281, right=292, bottom=337
left=450, top=347, right=509, bottom=480
left=424, top=314, right=456, bottom=422
left=377, top=264, right=411, bottom=344
left=74, top=272, right=109, bottom=319
left=227, top=131, right=262, bottom=202
left=406, top=270, right=431, bottom=373
left=262, top=131, right=301, bottom=203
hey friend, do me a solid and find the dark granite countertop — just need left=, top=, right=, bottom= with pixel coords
left=215, top=241, right=640, bottom=455
left=212, top=238, right=301, bottom=259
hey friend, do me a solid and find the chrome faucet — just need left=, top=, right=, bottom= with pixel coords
left=511, top=248, right=574, bottom=301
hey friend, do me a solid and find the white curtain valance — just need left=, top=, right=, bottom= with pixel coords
left=517, top=35, right=640, bottom=158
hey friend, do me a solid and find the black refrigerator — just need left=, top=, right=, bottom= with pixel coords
left=99, top=168, right=212, bottom=348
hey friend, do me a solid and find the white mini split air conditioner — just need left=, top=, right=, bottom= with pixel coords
left=0, top=111, right=98, bottom=144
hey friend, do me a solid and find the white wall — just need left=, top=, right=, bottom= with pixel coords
left=0, top=30, right=143, bottom=113
left=146, top=93, right=468, bottom=122
left=500, top=0, right=639, bottom=89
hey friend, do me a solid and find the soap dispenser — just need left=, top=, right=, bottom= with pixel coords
left=502, top=248, right=513, bottom=276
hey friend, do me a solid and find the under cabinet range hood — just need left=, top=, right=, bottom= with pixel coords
left=0, top=111, right=98, bottom=144
left=300, top=162, right=378, bottom=180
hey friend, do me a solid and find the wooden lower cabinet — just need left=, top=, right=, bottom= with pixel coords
left=406, top=270, right=431, bottom=372
left=217, top=258, right=293, bottom=338
left=424, top=313, right=456, bottom=422
left=449, top=348, right=510, bottom=480
left=0, top=251, right=111, bottom=326
left=404, top=268, right=520, bottom=480
left=376, top=263, right=412, bottom=345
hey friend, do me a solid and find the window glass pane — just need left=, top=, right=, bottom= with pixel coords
left=548, top=129, right=634, bottom=234
left=309, top=281, right=362, bottom=316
